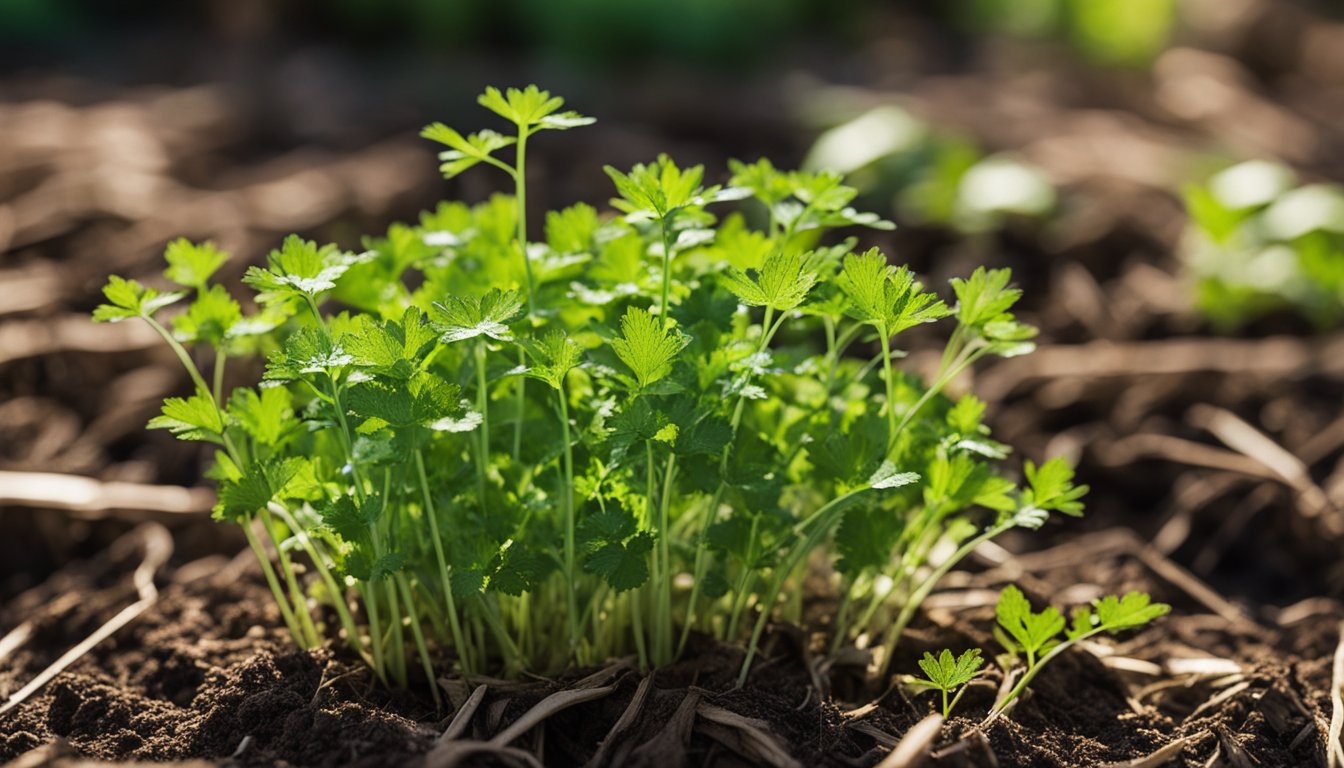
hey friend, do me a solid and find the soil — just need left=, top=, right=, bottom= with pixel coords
left=1, top=524, right=1335, bottom=767
left=7, top=0, right=1344, bottom=764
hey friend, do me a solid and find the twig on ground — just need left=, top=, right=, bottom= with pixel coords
left=1329, top=620, right=1344, bottom=768
left=1188, top=404, right=1340, bottom=534
left=0, top=523, right=173, bottom=718
left=439, top=684, right=487, bottom=742
left=0, top=470, right=213, bottom=518
left=876, top=713, right=943, bottom=768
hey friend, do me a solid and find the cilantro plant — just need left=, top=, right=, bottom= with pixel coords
left=912, top=648, right=984, bottom=718
left=991, top=585, right=1169, bottom=715
left=1184, top=160, right=1344, bottom=330
left=94, top=85, right=1088, bottom=699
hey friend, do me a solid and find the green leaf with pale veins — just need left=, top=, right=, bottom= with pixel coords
left=345, top=307, right=437, bottom=379
left=149, top=388, right=224, bottom=443
left=432, top=288, right=523, bottom=344
left=610, top=306, right=690, bottom=390
left=264, top=327, right=353, bottom=381
left=720, top=248, right=819, bottom=312
left=214, top=458, right=303, bottom=521
left=242, top=235, right=372, bottom=305
left=92, top=275, right=185, bottom=323
left=915, top=648, right=984, bottom=691
left=520, top=329, right=583, bottom=390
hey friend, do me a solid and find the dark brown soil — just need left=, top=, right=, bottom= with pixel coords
left=1, top=526, right=1335, bottom=767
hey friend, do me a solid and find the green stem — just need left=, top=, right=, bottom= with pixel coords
left=515, top=129, right=534, bottom=315
left=678, top=308, right=782, bottom=655
left=657, top=213, right=675, bottom=328
left=242, top=520, right=307, bottom=646
left=396, top=574, right=443, bottom=711
left=212, top=347, right=226, bottom=406
left=990, top=629, right=1103, bottom=716
left=879, top=329, right=897, bottom=443
left=143, top=316, right=211, bottom=396
left=414, top=449, right=474, bottom=674
left=876, top=521, right=1011, bottom=679
left=738, top=489, right=865, bottom=687
left=267, top=504, right=370, bottom=665
left=656, top=452, right=677, bottom=664
left=558, top=384, right=579, bottom=655
left=724, top=515, right=761, bottom=641
left=259, top=509, right=321, bottom=648
left=512, top=127, right=533, bottom=462
left=474, top=341, right=491, bottom=513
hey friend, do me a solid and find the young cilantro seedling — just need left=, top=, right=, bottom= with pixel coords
left=990, top=585, right=1170, bottom=717
left=912, top=648, right=985, bottom=718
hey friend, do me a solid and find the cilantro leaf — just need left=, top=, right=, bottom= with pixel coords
left=228, top=386, right=294, bottom=446
left=148, top=387, right=224, bottom=443
left=520, top=329, right=583, bottom=390
left=242, top=235, right=371, bottom=305
left=432, top=288, right=523, bottom=344
left=995, top=585, right=1064, bottom=660
left=610, top=306, right=690, bottom=390
left=163, top=238, right=229, bottom=289
left=421, top=123, right=516, bottom=178
left=1022, top=458, right=1088, bottom=517
left=92, top=275, right=185, bottom=323
left=836, top=249, right=950, bottom=337
left=477, top=85, right=589, bottom=129
left=584, top=532, right=653, bottom=592
left=916, top=648, right=984, bottom=691
left=172, top=284, right=242, bottom=347
left=1091, top=592, right=1171, bottom=634
left=214, top=458, right=303, bottom=521
left=720, top=248, right=819, bottom=312
left=264, top=327, right=352, bottom=381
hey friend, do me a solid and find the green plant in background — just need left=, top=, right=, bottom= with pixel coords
left=804, top=106, right=1056, bottom=236
left=1184, top=160, right=1344, bottom=330
left=94, top=85, right=1088, bottom=703
left=956, top=0, right=1178, bottom=68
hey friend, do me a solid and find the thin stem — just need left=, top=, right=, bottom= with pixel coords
left=657, top=213, right=675, bottom=328
left=396, top=574, right=443, bottom=712
left=876, top=521, right=1010, bottom=679
left=266, top=504, right=370, bottom=665
left=678, top=307, right=783, bottom=655
left=738, top=489, right=865, bottom=686
left=143, top=316, right=211, bottom=396
left=242, top=520, right=306, bottom=645
left=515, top=129, right=535, bottom=315
left=990, top=629, right=1103, bottom=716
left=724, top=515, right=760, bottom=641
left=264, top=513, right=321, bottom=648
left=879, top=329, right=897, bottom=443
left=474, top=341, right=491, bottom=512
left=414, top=449, right=473, bottom=674
left=558, top=384, right=579, bottom=655
left=212, top=347, right=226, bottom=406
left=656, top=452, right=677, bottom=664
